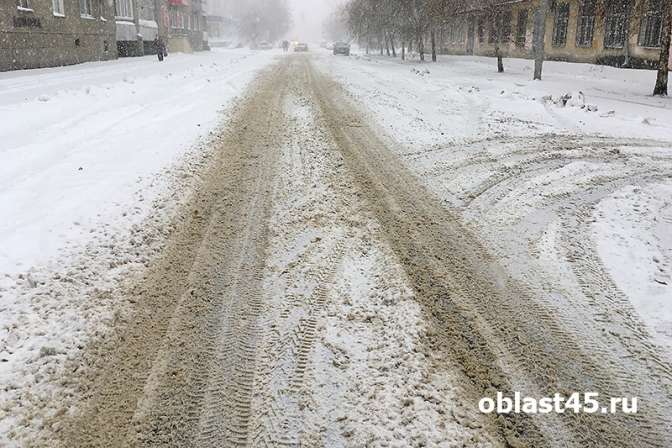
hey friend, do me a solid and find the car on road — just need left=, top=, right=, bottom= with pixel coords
left=294, top=43, right=309, bottom=52
left=333, top=42, right=351, bottom=56
left=258, top=41, right=273, bottom=50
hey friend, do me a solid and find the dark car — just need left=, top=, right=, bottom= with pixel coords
left=294, top=43, right=309, bottom=52
left=333, top=41, right=350, bottom=56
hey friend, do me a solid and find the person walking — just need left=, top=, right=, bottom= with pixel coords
left=154, top=37, right=168, bottom=62
left=282, top=40, right=289, bottom=53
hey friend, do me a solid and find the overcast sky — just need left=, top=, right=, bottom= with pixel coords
left=287, top=0, right=340, bottom=41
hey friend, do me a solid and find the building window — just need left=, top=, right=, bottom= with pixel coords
left=604, top=0, right=629, bottom=48
left=447, top=21, right=464, bottom=43
left=115, top=0, right=133, bottom=20
left=500, top=11, right=512, bottom=41
left=16, top=0, right=32, bottom=11
left=52, top=0, right=65, bottom=16
left=639, top=0, right=663, bottom=47
left=80, top=0, right=94, bottom=17
left=576, top=0, right=596, bottom=47
left=516, top=10, right=528, bottom=47
left=488, top=18, right=496, bottom=44
left=170, top=10, right=185, bottom=29
left=488, top=11, right=512, bottom=44
left=478, top=18, right=485, bottom=43
left=552, top=2, right=570, bottom=47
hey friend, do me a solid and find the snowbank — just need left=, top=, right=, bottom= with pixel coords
left=0, top=49, right=276, bottom=277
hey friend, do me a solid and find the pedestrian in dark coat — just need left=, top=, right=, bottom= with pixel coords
left=155, top=37, right=167, bottom=61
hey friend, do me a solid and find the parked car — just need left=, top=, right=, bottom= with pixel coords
left=294, top=43, right=309, bottom=52
left=258, top=41, right=273, bottom=50
left=333, top=42, right=351, bottom=56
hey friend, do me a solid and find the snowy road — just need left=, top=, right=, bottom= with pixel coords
left=317, top=52, right=672, bottom=353
left=1, top=51, right=671, bottom=447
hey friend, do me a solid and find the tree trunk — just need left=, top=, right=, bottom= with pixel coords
left=532, top=0, right=550, bottom=80
left=623, top=1, right=632, bottom=67
left=402, top=40, right=406, bottom=60
left=419, top=33, right=425, bottom=62
left=496, top=44, right=504, bottom=72
left=431, top=28, right=437, bottom=62
left=654, top=2, right=672, bottom=95
left=391, top=34, right=397, bottom=57
left=385, top=34, right=391, bottom=56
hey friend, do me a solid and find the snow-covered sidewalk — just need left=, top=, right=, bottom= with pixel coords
left=0, top=48, right=277, bottom=444
left=315, top=51, right=672, bottom=353
left=318, top=51, right=672, bottom=144
left=0, top=48, right=277, bottom=277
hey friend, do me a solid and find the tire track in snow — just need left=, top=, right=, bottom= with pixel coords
left=56, top=61, right=290, bottom=447
left=308, top=58, right=672, bottom=447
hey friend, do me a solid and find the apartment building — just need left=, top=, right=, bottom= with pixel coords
left=1, top=0, right=116, bottom=71
left=115, top=0, right=159, bottom=56
left=440, top=0, right=669, bottom=68
left=158, top=0, right=208, bottom=53
left=205, top=0, right=235, bottom=44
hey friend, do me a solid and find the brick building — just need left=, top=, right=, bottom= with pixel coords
left=115, top=0, right=159, bottom=56
left=157, top=0, right=208, bottom=53
left=204, top=0, right=235, bottom=45
left=1, top=0, right=209, bottom=72
left=439, top=0, right=670, bottom=68
left=1, top=0, right=116, bottom=71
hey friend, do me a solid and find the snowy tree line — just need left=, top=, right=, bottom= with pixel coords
left=339, top=0, right=671, bottom=95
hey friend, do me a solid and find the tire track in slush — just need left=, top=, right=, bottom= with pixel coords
left=56, top=54, right=671, bottom=448
left=306, top=58, right=672, bottom=447
left=248, top=72, right=350, bottom=446
left=58, top=56, right=351, bottom=448
left=449, top=135, right=672, bottom=403
left=57, top=60, right=291, bottom=447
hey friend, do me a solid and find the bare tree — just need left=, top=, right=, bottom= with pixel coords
left=653, top=0, right=671, bottom=95
left=478, top=1, right=513, bottom=72
left=532, top=0, right=551, bottom=80
left=344, top=0, right=475, bottom=63
left=323, top=5, right=350, bottom=43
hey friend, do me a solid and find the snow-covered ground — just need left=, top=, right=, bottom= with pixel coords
left=0, top=48, right=277, bottom=444
left=2, top=46, right=671, bottom=445
left=251, top=89, right=498, bottom=447
left=0, top=48, right=277, bottom=277
left=315, top=51, right=672, bottom=354
left=323, top=50, right=672, bottom=144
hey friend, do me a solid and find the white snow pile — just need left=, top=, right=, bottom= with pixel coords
left=542, top=91, right=598, bottom=111
left=411, top=67, right=431, bottom=77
